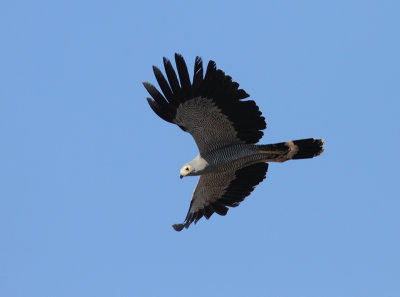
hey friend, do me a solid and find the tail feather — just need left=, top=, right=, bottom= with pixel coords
left=258, top=138, right=324, bottom=162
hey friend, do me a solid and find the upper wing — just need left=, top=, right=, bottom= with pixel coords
left=173, top=163, right=269, bottom=231
left=144, top=53, right=266, bottom=153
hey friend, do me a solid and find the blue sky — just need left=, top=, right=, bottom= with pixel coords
left=1, top=1, right=399, bottom=296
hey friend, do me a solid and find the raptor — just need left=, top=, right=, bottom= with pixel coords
left=144, top=54, right=324, bottom=231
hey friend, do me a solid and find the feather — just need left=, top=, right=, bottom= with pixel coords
left=163, top=57, right=181, bottom=103
left=152, top=66, right=174, bottom=104
left=174, top=53, right=191, bottom=96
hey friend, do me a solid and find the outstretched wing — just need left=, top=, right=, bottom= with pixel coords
left=144, top=53, right=266, bottom=153
left=173, top=163, right=269, bottom=231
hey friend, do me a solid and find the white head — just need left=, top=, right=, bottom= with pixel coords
left=179, top=155, right=209, bottom=179
left=179, top=164, right=193, bottom=179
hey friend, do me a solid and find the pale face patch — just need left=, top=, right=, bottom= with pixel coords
left=180, top=164, right=192, bottom=177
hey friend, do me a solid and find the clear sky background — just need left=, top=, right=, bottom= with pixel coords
left=1, top=1, right=399, bottom=297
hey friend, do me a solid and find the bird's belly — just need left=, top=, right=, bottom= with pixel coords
left=203, top=144, right=264, bottom=173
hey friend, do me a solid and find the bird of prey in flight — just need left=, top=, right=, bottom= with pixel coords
left=144, top=54, right=324, bottom=231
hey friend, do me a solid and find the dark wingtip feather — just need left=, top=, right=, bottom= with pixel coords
left=172, top=224, right=185, bottom=232
left=162, top=57, right=181, bottom=99
left=146, top=98, right=174, bottom=123
left=142, top=81, right=151, bottom=89
left=174, top=53, right=191, bottom=93
left=205, top=60, right=217, bottom=76
left=236, top=89, right=250, bottom=99
left=192, top=56, right=203, bottom=91
left=142, top=81, right=166, bottom=105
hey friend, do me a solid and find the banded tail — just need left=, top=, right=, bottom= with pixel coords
left=258, top=138, right=324, bottom=162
